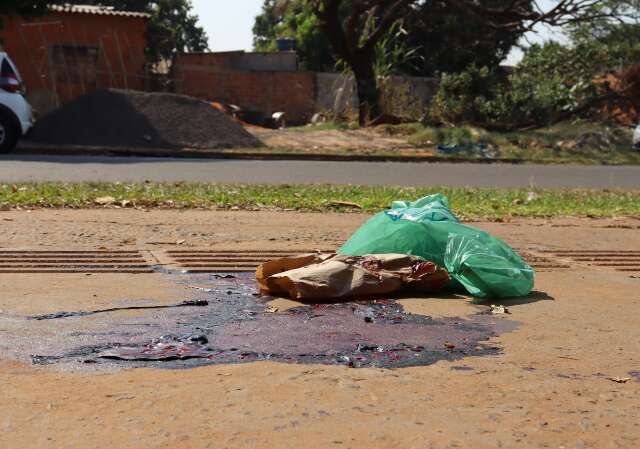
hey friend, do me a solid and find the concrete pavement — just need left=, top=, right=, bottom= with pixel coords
left=1, top=154, right=640, bottom=187
left=1, top=211, right=640, bottom=449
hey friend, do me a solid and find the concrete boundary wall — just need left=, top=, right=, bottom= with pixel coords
left=315, top=72, right=439, bottom=121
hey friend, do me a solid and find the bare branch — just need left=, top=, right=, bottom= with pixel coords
left=444, top=0, right=631, bottom=32
left=361, top=0, right=413, bottom=52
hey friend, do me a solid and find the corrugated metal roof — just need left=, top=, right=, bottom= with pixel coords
left=49, top=4, right=151, bottom=19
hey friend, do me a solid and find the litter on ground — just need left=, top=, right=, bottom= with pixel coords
left=338, top=194, right=535, bottom=299
left=257, top=194, right=534, bottom=301
left=256, top=253, right=450, bottom=300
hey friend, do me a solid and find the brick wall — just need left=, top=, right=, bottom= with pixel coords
left=0, top=11, right=147, bottom=114
left=176, top=52, right=297, bottom=72
left=172, top=64, right=315, bottom=124
left=172, top=55, right=439, bottom=125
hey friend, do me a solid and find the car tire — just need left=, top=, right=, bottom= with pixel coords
left=0, top=111, right=19, bottom=153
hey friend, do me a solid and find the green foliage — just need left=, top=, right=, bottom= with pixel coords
left=253, top=0, right=335, bottom=71
left=401, top=0, right=527, bottom=77
left=253, top=0, right=524, bottom=76
left=409, top=126, right=477, bottom=147
left=376, top=121, right=640, bottom=164
left=54, top=1, right=208, bottom=62
left=429, top=65, right=498, bottom=126
left=146, top=0, right=209, bottom=62
left=430, top=20, right=640, bottom=129
left=373, top=22, right=424, bottom=77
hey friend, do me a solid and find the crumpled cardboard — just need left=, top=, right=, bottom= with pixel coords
left=256, top=253, right=450, bottom=301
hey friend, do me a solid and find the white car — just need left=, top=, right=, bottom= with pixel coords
left=0, top=52, right=34, bottom=152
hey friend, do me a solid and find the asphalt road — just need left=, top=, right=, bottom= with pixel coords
left=1, top=154, right=639, bottom=188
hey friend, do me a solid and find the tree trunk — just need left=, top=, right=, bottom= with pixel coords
left=352, top=55, right=381, bottom=126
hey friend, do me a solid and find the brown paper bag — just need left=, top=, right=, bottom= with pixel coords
left=256, top=254, right=450, bottom=301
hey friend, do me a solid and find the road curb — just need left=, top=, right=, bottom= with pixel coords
left=15, top=144, right=527, bottom=164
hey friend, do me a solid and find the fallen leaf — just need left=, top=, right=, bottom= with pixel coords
left=328, top=200, right=362, bottom=209
left=444, top=342, right=456, bottom=350
left=608, top=377, right=631, bottom=384
left=94, top=196, right=116, bottom=206
left=265, top=305, right=279, bottom=313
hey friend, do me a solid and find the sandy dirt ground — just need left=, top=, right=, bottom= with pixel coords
left=1, top=209, right=639, bottom=251
left=249, top=127, right=425, bottom=154
left=1, top=210, right=639, bottom=449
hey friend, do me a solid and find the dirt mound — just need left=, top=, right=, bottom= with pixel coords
left=28, top=89, right=262, bottom=149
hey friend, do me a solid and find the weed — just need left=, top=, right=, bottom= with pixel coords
left=0, top=183, right=638, bottom=221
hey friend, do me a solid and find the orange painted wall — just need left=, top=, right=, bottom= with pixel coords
left=172, top=54, right=316, bottom=124
left=0, top=11, right=147, bottom=107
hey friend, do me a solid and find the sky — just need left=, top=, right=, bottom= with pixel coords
left=191, top=0, right=264, bottom=52
left=190, top=0, right=564, bottom=64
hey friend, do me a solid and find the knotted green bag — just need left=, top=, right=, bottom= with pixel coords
left=338, top=194, right=534, bottom=298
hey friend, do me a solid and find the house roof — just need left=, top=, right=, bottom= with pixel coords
left=48, top=4, right=151, bottom=19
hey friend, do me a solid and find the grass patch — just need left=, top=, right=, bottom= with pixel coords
left=1, top=183, right=639, bottom=220
left=377, top=121, right=640, bottom=164
left=376, top=123, right=426, bottom=136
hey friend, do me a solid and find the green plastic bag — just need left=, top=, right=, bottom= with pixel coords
left=338, top=194, right=534, bottom=298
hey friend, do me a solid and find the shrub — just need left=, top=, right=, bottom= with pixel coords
left=429, top=23, right=640, bottom=130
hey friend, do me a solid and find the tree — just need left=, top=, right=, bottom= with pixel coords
left=400, top=0, right=523, bottom=77
left=254, top=0, right=525, bottom=77
left=309, top=0, right=638, bottom=125
left=253, top=0, right=335, bottom=71
left=144, top=0, right=209, bottom=62
left=429, top=19, right=640, bottom=130
left=308, top=1, right=412, bottom=124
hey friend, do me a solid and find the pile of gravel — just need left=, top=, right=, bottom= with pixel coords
left=28, top=89, right=262, bottom=149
